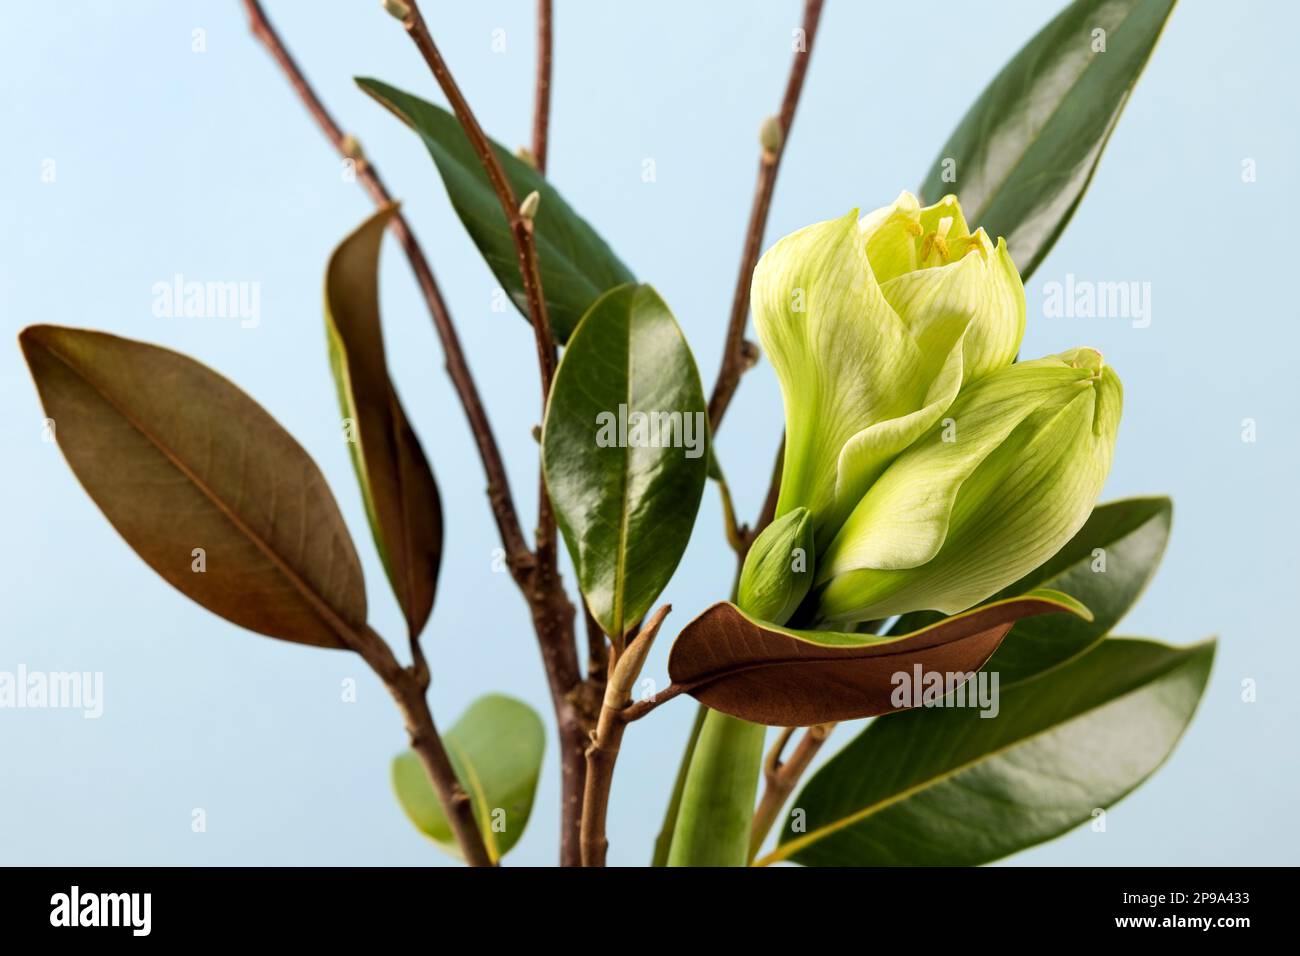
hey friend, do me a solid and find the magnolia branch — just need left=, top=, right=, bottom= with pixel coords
left=352, top=626, right=494, bottom=867
left=708, top=0, right=825, bottom=433
left=580, top=606, right=673, bottom=866
left=396, top=0, right=558, bottom=394
left=619, top=680, right=691, bottom=723
left=243, top=0, right=587, bottom=866
left=749, top=721, right=835, bottom=861
left=532, top=0, right=553, bottom=173
left=394, top=0, right=591, bottom=865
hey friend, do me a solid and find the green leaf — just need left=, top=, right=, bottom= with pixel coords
left=357, top=77, right=635, bottom=343
left=666, top=589, right=1091, bottom=725
left=768, top=636, right=1214, bottom=867
left=19, top=325, right=365, bottom=649
left=986, top=495, right=1171, bottom=683
left=919, top=0, right=1176, bottom=278
left=392, top=694, right=545, bottom=862
left=892, top=496, right=1172, bottom=683
left=542, top=283, right=708, bottom=639
left=325, top=203, right=443, bottom=640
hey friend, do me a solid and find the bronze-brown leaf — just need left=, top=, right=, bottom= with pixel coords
left=326, top=203, right=442, bottom=640
left=20, top=325, right=366, bottom=648
left=666, top=590, right=1090, bottom=725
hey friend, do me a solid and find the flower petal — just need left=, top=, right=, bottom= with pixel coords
left=880, top=232, right=1024, bottom=383
left=752, top=210, right=928, bottom=536
left=815, top=354, right=1120, bottom=623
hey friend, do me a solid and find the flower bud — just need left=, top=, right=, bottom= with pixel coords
left=751, top=191, right=1023, bottom=547
left=758, top=115, right=784, bottom=155
left=814, top=348, right=1122, bottom=624
left=515, top=146, right=540, bottom=170
left=737, top=507, right=815, bottom=625
left=341, top=134, right=365, bottom=162
left=382, top=0, right=412, bottom=22
left=519, top=189, right=541, bottom=222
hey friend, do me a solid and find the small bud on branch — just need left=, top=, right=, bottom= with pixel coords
left=759, top=114, right=784, bottom=156
left=381, top=0, right=412, bottom=23
left=519, top=189, right=541, bottom=222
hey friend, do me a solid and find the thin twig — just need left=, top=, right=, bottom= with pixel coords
left=532, top=0, right=553, bottom=173
left=749, top=722, right=835, bottom=862
left=352, top=626, right=495, bottom=867
left=753, top=436, right=785, bottom=547
left=707, top=0, right=825, bottom=433
left=580, top=606, right=672, bottom=866
left=398, top=1, right=558, bottom=396
left=715, top=467, right=748, bottom=554
left=240, top=0, right=532, bottom=577
left=619, top=681, right=691, bottom=724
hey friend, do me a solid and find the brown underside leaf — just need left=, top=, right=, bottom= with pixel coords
left=20, top=325, right=366, bottom=649
left=326, top=203, right=443, bottom=640
left=666, top=589, right=1090, bottom=725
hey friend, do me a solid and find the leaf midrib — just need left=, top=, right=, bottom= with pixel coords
left=611, top=295, right=635, bottom=639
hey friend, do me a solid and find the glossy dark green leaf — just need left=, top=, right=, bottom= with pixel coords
left=769, top=636, right=1214, bottom=866
left=667, top=590, right=1090, bottom=725
left=357, top=77, right=634, bottom=342
left=392, top=693, right=545, bottom=862
left=985, top=495, right=1171, bottom=683
left=542, top=284, right=708, bottom=639
left=326, top=203, right=442, bottom=640
left=919, top=0, right=1176, bottom=278
left=19, top=325, right=365, bottom=648
left=892, top=496, right=1172, bottom=684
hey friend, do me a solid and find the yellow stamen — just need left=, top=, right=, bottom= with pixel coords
left=919, top=231, right=950, bottom=263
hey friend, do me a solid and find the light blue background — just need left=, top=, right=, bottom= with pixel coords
left=2, top=1, right=1295, bottom=866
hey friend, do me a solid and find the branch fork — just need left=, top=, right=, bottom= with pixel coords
left=580, top=605, right=674, bottom=866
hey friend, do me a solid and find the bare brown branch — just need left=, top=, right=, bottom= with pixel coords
left=708, top=0, right=825, bottom=433
left=749, top=721, right=835, bottom=861
left=398, top=1, right=558, bottom=396
left=352, top=626, right=494, bottom=867
left=396, top=0, right=588, bottom=864
left=532, top=0, right=554, bottom=173
left=619, top=680, right=691, bottom=724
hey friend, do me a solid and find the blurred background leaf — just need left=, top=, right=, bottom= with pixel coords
left=392, top=694, right=546, bottom=862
